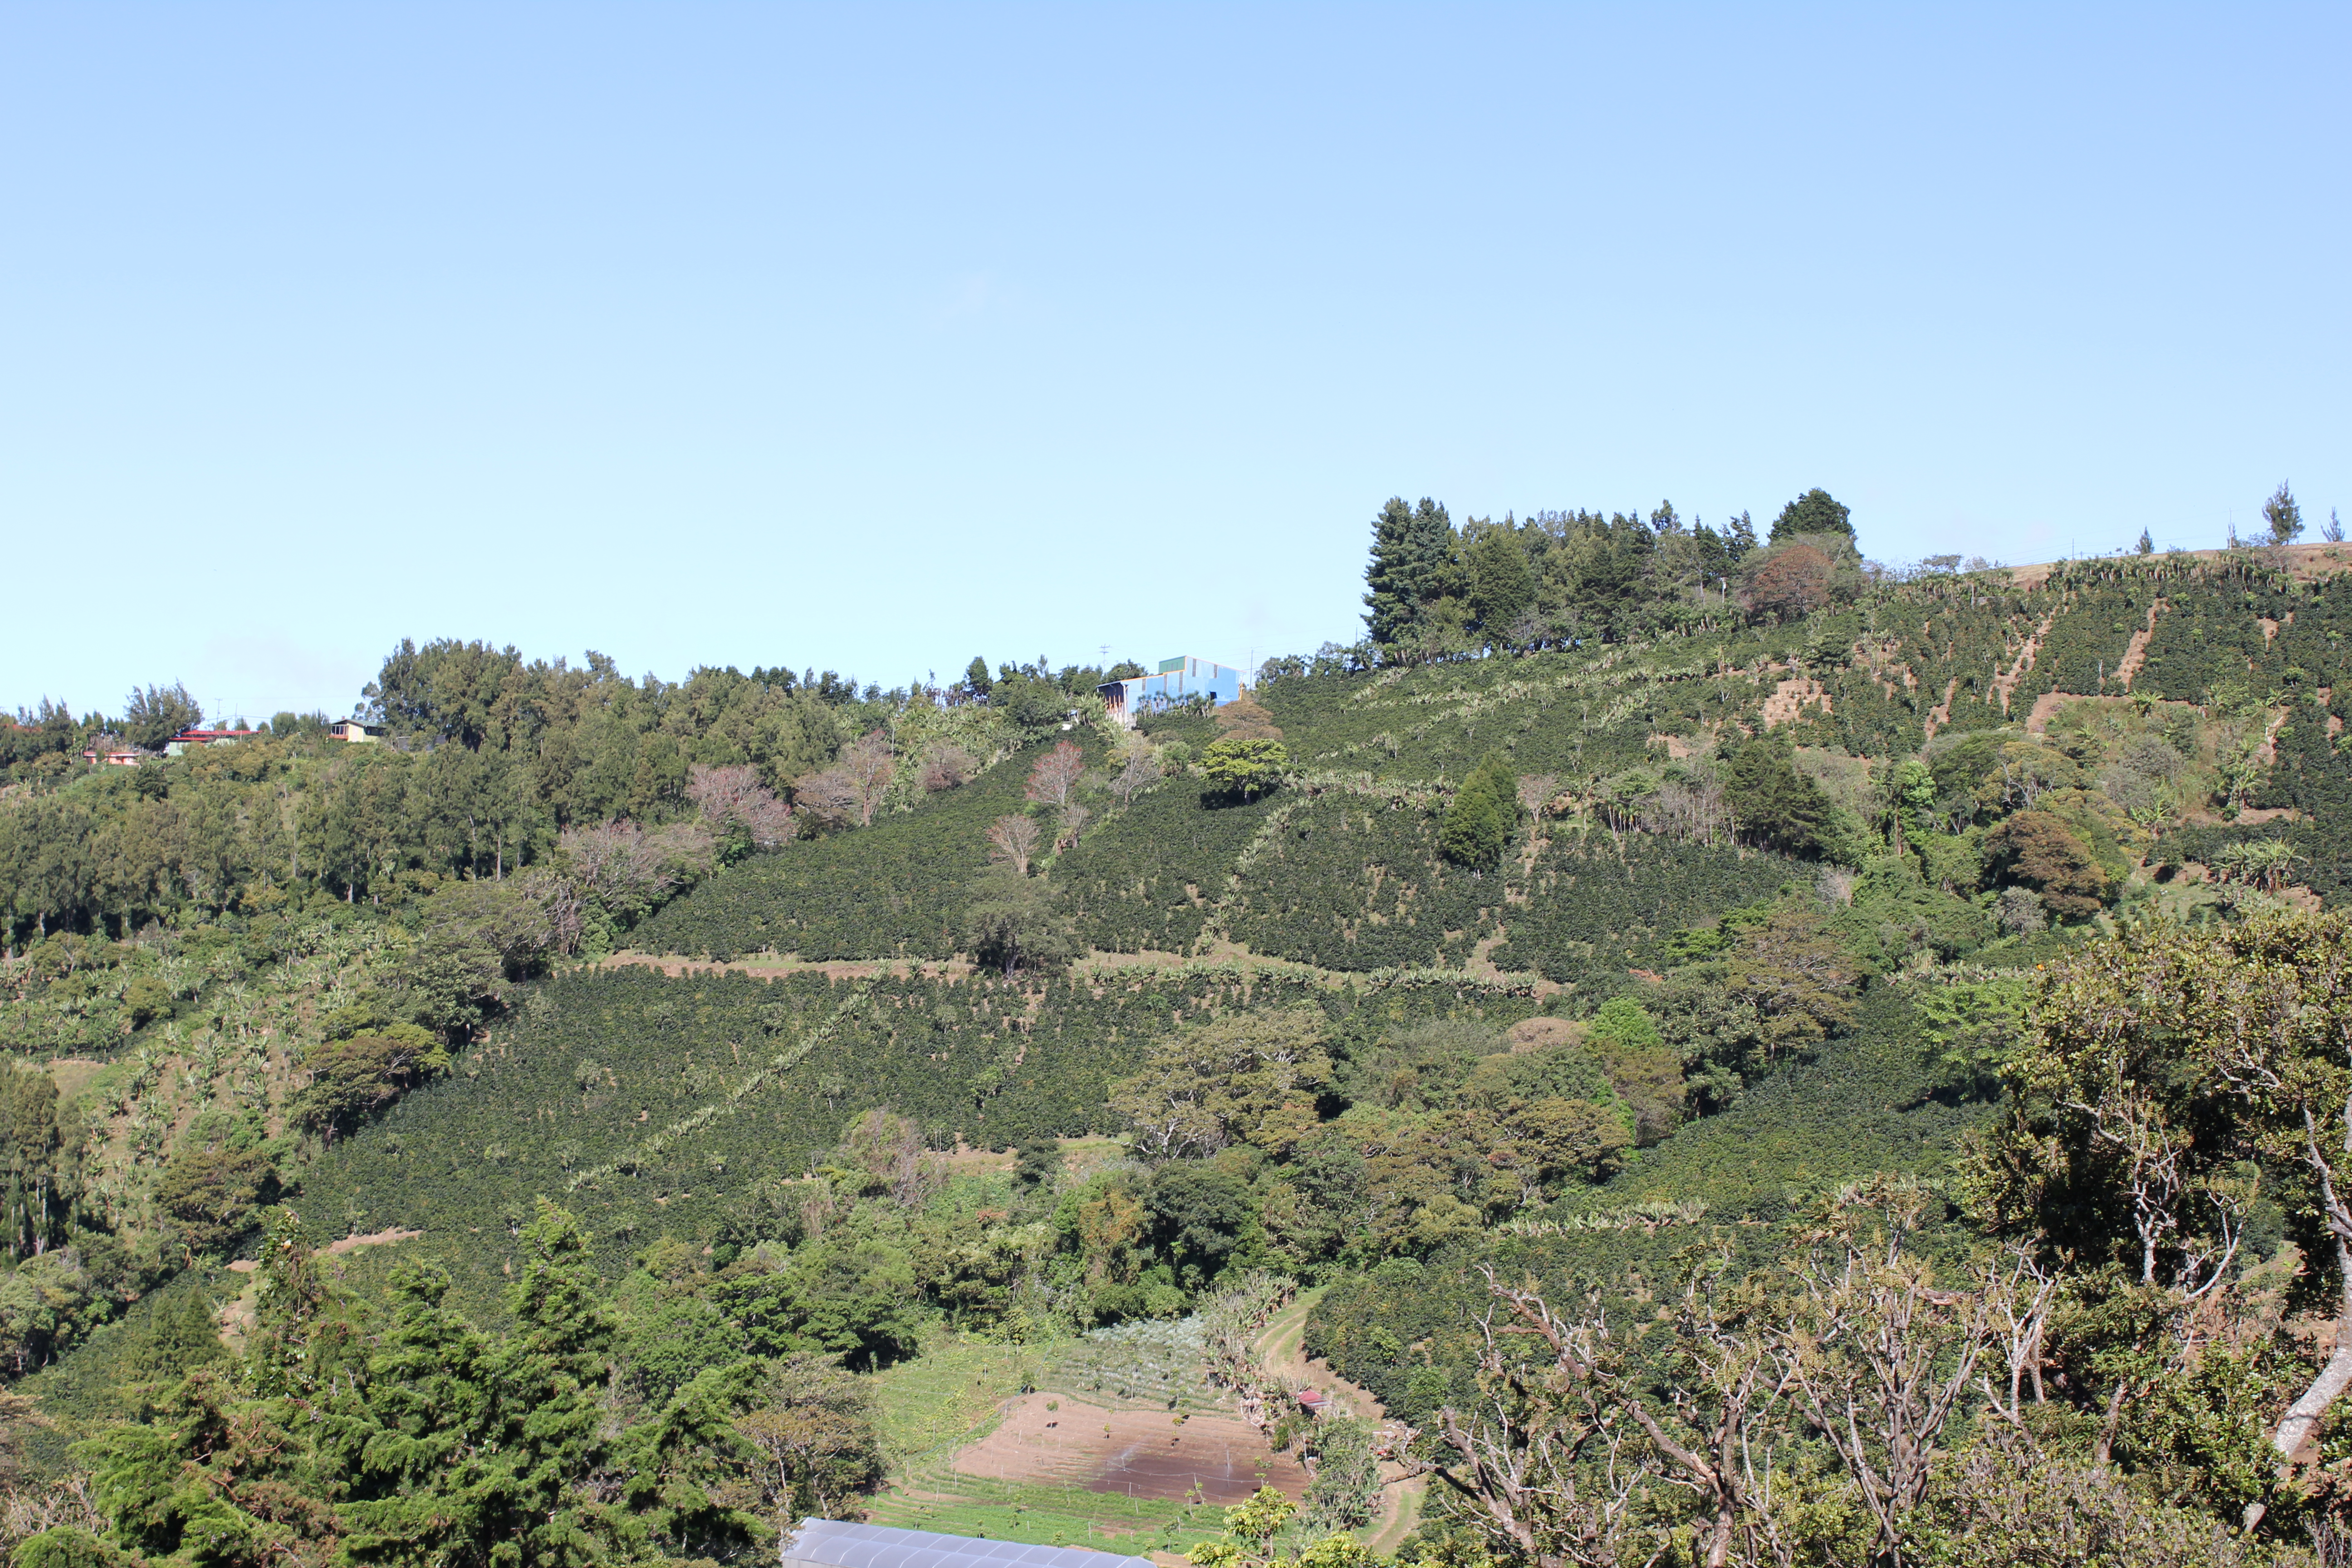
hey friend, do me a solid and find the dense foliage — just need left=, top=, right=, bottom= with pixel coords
left=3, top=501, right=2351, bottom=1565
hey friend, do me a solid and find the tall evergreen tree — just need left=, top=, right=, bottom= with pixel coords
left=1464, top=527, right=1535, bottom=641
left=2264, top=482, right=2305, bottom=545
left=1362, top=497, right=1458, bottom=646
left=1767, top=487, right=1853, bottom=543
left=1437, top=753, right=1519, bottom=869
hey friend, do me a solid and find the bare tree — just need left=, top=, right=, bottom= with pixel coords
left=1642, top=779, right=1732, bottom=846
left=1108, top=747, right=1162, bottom=811
left=1770, top=1188, right=2013, bottom=1564
left=1397, top=1272, right=1654, bottom=1568
left=1025, top=740, right=1085, bottom=809
left=919, top=742, right=979, bottom=792
left=686, top=763, right=795, bottom=848
left=792, top=767, right=862, bottom=832
left=985, top=814, right=1039, bottom=877
left=842, top=730, right=895, bottom=825
left=534, top=819, right=708, bottom=953
left=1054, top=802, right=1091, bottom=851
left=1516, top=773, right=1558, bottom=816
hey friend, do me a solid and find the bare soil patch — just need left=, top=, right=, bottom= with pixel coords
left=2116, top=601, right=2164, bottom=690
left=1991, top=612, right=2054, bottom=715
left=953, top=1394, right=1309, bottom=1504
left=1761, top=678, right=1830, bottom=729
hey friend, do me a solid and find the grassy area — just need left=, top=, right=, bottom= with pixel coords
left=869, top=1338, right=1044, bottom=1465
left=867, top=1474, right=1225, bottom=1556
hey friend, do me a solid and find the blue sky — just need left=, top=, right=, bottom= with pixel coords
left=5, top=4, right=2346, bottom=721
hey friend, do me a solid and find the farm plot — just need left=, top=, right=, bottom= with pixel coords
left=953, top=1393, right=1309, bottom=1505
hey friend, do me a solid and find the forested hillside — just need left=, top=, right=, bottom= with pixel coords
left=5, top=488, right=2352, bottom=1566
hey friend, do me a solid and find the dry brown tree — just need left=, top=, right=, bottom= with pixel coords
left=1108, top=747, right=1162, bottom=811
left=841, top=730, right=896, bottom=825
left=686, top=763, right=795, bottom=848
left=919, top=742, right=979, bottom=792
left=1025, top=740, right=1085, bottom=810
left=985, top=814, right=1039, bottom=877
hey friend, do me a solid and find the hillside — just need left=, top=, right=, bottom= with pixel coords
left=4, top=502, right=2352, bottom=1564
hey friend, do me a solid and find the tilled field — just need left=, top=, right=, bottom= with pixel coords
left=953, top=1393, right=1311, bottom=1504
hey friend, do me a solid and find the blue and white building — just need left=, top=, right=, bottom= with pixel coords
left=1097, top=657, right=1244, bottom=728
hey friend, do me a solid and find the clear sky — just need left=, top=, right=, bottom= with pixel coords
left=5, top=4, right=2346, bottom=721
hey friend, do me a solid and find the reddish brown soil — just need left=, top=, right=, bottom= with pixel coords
left=953, top=1394, right=1309, bottom=1504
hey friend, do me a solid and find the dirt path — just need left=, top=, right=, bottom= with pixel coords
left=1922, top=677, right=1959, bottom=741
left=1254, top=1290, right=1427, bottom=1553
left=2116, top=600, right=2164, bottom=690
left=1992, top=612, right=2054, bottom=715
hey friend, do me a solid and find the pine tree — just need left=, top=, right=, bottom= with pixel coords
left=1362, top=497, right=1458, bottom=646
left=2136, top=527, right=2155, bottom=555
left=2265, top=482, right=2305, bottom=545
left=1768, top=488, right=1852, bottom=543
left=1722, top=735, right=1837, bottom=856
left=1464, top=527, right=1535, bottom=642
left=1437, top=754, right=1519, bottom=868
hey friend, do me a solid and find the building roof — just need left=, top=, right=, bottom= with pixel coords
left=780, top=1518, right=1152, bottom=1568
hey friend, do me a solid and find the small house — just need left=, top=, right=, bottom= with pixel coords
left=164, top=726, right=262, bottom=756
left=326, top=718, right=387, bottom=743
left=1098, top=656, right=1244, bottom=728
left=80, top=748, right=145, bottom=767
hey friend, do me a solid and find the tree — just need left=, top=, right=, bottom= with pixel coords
left=984, top=813, right=1039, bottom=877
left=793, top=765, right=863, bottom=832
left=1189, top=1485, right=1377, bottom=1568
left=119, top=684, right=202, bottom=750
left=1721, top=734, right=1837, bottom=855
left=734, top=1354, right=883, bottom=1520
left=1719, top=902, right=1862, bottom=1058
left=1363, top=497, right=1460, bottom=647
left=841, top=730, right=895, bottom=825
left=1465, top=527, right=1535, bottom=641
left=1969, top=912, right=2352, bottom=1475
left=1147, top=1161, right=1254, bottom=1284
left=1108, top=746, right=1162, bottom=811
left=918, top=742, right=978, bottom=791
left=154, top=1135, right=272, bottom=1257
left=2326, top=507, right=2345, bottom=544
left=363, top=636, right=526, bottom=748
left=686, top=763, right=794, bottom=851
left=1741, top=542, right=1835, bottom=619
left=1983, top=809, right=2107, bottom=919
left=1768, top=487, right=1852, bottom=542
left=1213, top=692, right=1284, bottom=742
left=294, top=1024, right=447, bottom=1146
left=1199, top=738, right=1289, bottom=802
left=1438, top=754, right=1518, bottom=869
left=2263, top=481, right=2304, bottom=545
left=1025, top=740, right=1085, bottom=809
left=963, top=865, right=1073, bottom=976
left=2138, top=527, right=2156, bottom=555
left=1112, top=1009, right=1333, bottom=1160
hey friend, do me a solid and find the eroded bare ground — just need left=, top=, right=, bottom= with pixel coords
left=952, top=1393, right=1309, bottom=1504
